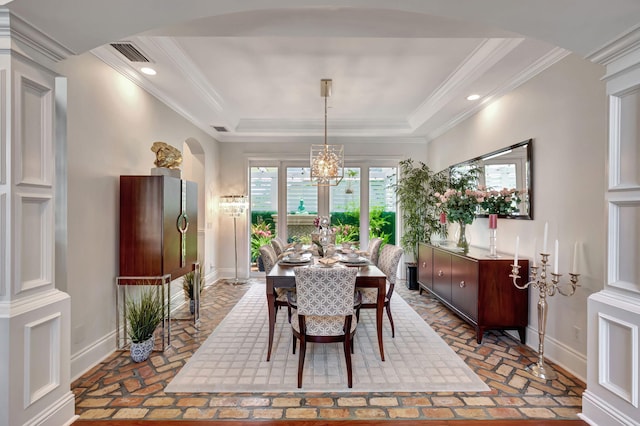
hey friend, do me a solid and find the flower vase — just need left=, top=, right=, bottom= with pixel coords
left=456, top=222, right=470, bottom=252
left=488, top=213, right=498, bottom=257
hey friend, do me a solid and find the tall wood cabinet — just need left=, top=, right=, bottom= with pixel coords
left=119, top=175, right=198, bottom=281
left=418, top=243, right=529, bottom=344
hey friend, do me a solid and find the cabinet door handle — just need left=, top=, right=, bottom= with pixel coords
left=438, top=270, right=444, bottom=277
left=422, top=262, right=426, bottom=268
left=459, top=280, right=465, bottom=288
left=177, top=213, right=189, bottom=234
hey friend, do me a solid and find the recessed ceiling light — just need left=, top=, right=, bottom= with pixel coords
left=467, top=94, right=480, bottom=101
left=140, top=67, right=157, bottom=76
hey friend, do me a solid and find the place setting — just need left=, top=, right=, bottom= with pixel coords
left=278, top=250, right=313, bottom=266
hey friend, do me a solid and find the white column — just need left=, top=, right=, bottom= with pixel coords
left=0, top=10, right=76, bottom=426
left=581, top=29, right=640, bottom=426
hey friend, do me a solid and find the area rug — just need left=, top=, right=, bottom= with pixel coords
left=165, top=282, right=489, bottom=393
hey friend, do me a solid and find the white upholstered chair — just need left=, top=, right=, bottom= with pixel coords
left=368, top=237, right=383, bottom=266
left=259, top=244, right=294, bottom=323
left=290, top=267, right=359, bottom=388
left=270, top=237, right=286, bottom=257
left=357, top=243, right=404, bottom=338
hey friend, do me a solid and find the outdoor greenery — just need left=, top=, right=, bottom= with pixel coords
left=250, top=216, right=273, bottom=262
left=392, top=159, right=448, bottom=261
left=126, top=286, right=165, bottom=344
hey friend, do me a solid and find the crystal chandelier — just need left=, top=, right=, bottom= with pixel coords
left=310, top=79, right=344, bottom=186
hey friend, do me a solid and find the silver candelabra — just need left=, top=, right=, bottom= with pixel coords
left=510, top=253, right=580, bottom=380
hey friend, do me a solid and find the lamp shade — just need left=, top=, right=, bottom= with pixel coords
left=219, top=195, right=248, bottom=217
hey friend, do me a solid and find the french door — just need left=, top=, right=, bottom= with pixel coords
left=249, top=161, right=397, bottom=272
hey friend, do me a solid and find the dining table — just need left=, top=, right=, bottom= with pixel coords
left=265, top=257, right=388, bottom=362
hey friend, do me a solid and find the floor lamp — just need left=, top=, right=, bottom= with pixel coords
left=220, top=195, right=248, bottom=285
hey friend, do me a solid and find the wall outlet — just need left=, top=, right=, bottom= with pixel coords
left=573, top=325, right=581, bottom=342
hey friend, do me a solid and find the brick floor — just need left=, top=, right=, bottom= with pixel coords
left=72, top=278, right=585, bottom=421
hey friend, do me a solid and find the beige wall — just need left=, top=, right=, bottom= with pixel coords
left=427, top=53, right=607, bottom=380
left=53, top=53, right=220, bottom=379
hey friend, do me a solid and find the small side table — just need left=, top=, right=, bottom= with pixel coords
left=115, top=274, right=172, bottom=351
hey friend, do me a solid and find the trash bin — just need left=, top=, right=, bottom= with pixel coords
left=406, top=263, right=418, bottom=290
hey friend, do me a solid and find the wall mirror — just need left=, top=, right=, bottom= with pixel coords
left=450, top=139, right=533, bottom=220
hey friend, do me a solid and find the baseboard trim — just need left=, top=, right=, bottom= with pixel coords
left=24, top=390, right=77, bottom=426
left=581, top=389, right=640, bottom=426
left=505, top=325, right=586, bottom=382
left=70, top=330, right=117, bottom=382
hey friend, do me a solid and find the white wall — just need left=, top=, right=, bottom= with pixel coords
left=216, top=141, right=429, bottom=279
left=53, top=52, right=221, bottom=379
left=427, top=53, right=607, bottom=380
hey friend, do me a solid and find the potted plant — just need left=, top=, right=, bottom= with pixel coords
left=126, top=286, right=165, bottom=362
left=392, top=159, right=448, bottom=289
left=182, top=263, right=204, bottom=313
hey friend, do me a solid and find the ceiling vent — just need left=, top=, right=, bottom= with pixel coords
left=110, top=42, right=151, bottom=63
left=212, top=126, right=228, bottom=132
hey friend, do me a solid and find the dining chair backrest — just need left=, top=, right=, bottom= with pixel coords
left=377, top=244, right=404, bottom=286
left=294, top=267, right=357, bottom=318
left=271, top=237, right=285, bottom=256
left=259, top=244, right=278, bottom=274
left=368, top=238, right=383, bottom=266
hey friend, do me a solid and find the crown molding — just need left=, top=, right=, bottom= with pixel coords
left=139, top=36, right=228, bottom=116
left=587, top=25, right=640, bottom=66
left=426, top=46, right=569, bottom=143
left=216, top=133, right=426, bottom=144
left=0, top=10, right=74, bottom=62
left=91, top=46, right=219, bottom=140
left=407, top=37, right=523, bottom=129
left=235, top=118, right=411, bottom=134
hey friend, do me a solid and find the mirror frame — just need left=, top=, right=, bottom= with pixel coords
left=450, top=139, right=533, bottom=220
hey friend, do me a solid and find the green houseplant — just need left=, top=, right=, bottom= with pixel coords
left=392, top=159, right=448, bottom=289
left=182, top=264, right=204, bottom=313
left=126, top=286, right=165, bottom=362
left=393, top=159, right=448, bottom=261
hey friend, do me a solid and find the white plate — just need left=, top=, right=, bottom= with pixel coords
left=340, top=257, right=369, bottom=265
left=280, top=257, right=311, bottom=265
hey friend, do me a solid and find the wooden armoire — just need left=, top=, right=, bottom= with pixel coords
left=119, top=175, right=198, bottom=281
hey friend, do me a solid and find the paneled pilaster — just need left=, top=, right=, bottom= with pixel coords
left=0, top=9, right=75, bottom=426
left=582, top=28, right=640, bottom=426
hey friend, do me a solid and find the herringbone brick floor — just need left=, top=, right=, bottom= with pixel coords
left=72, top=278, right=584, bottom=421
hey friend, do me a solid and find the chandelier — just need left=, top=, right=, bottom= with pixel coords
left=310, top=79, right=344, bottom=186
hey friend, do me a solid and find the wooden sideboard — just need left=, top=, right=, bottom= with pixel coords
left=418, top=242, right=529, bottom=344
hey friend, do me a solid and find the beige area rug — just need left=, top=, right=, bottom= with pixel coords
left=165, top=281, right=489, bottom=393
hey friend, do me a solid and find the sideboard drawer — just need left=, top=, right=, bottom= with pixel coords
left=451, top=255, right=479, bottom=321
left=418, top=243, right=433, bottom=293
left=432, top=248, right=452, bottom=303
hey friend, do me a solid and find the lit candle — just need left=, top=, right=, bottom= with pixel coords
left=514, top=236, right=519, bottom=265
left=554, top=239, right=559, bottom=274
left=572, top=242, right=578, bottom=273
left=543, top=222, right=548, bottom=253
